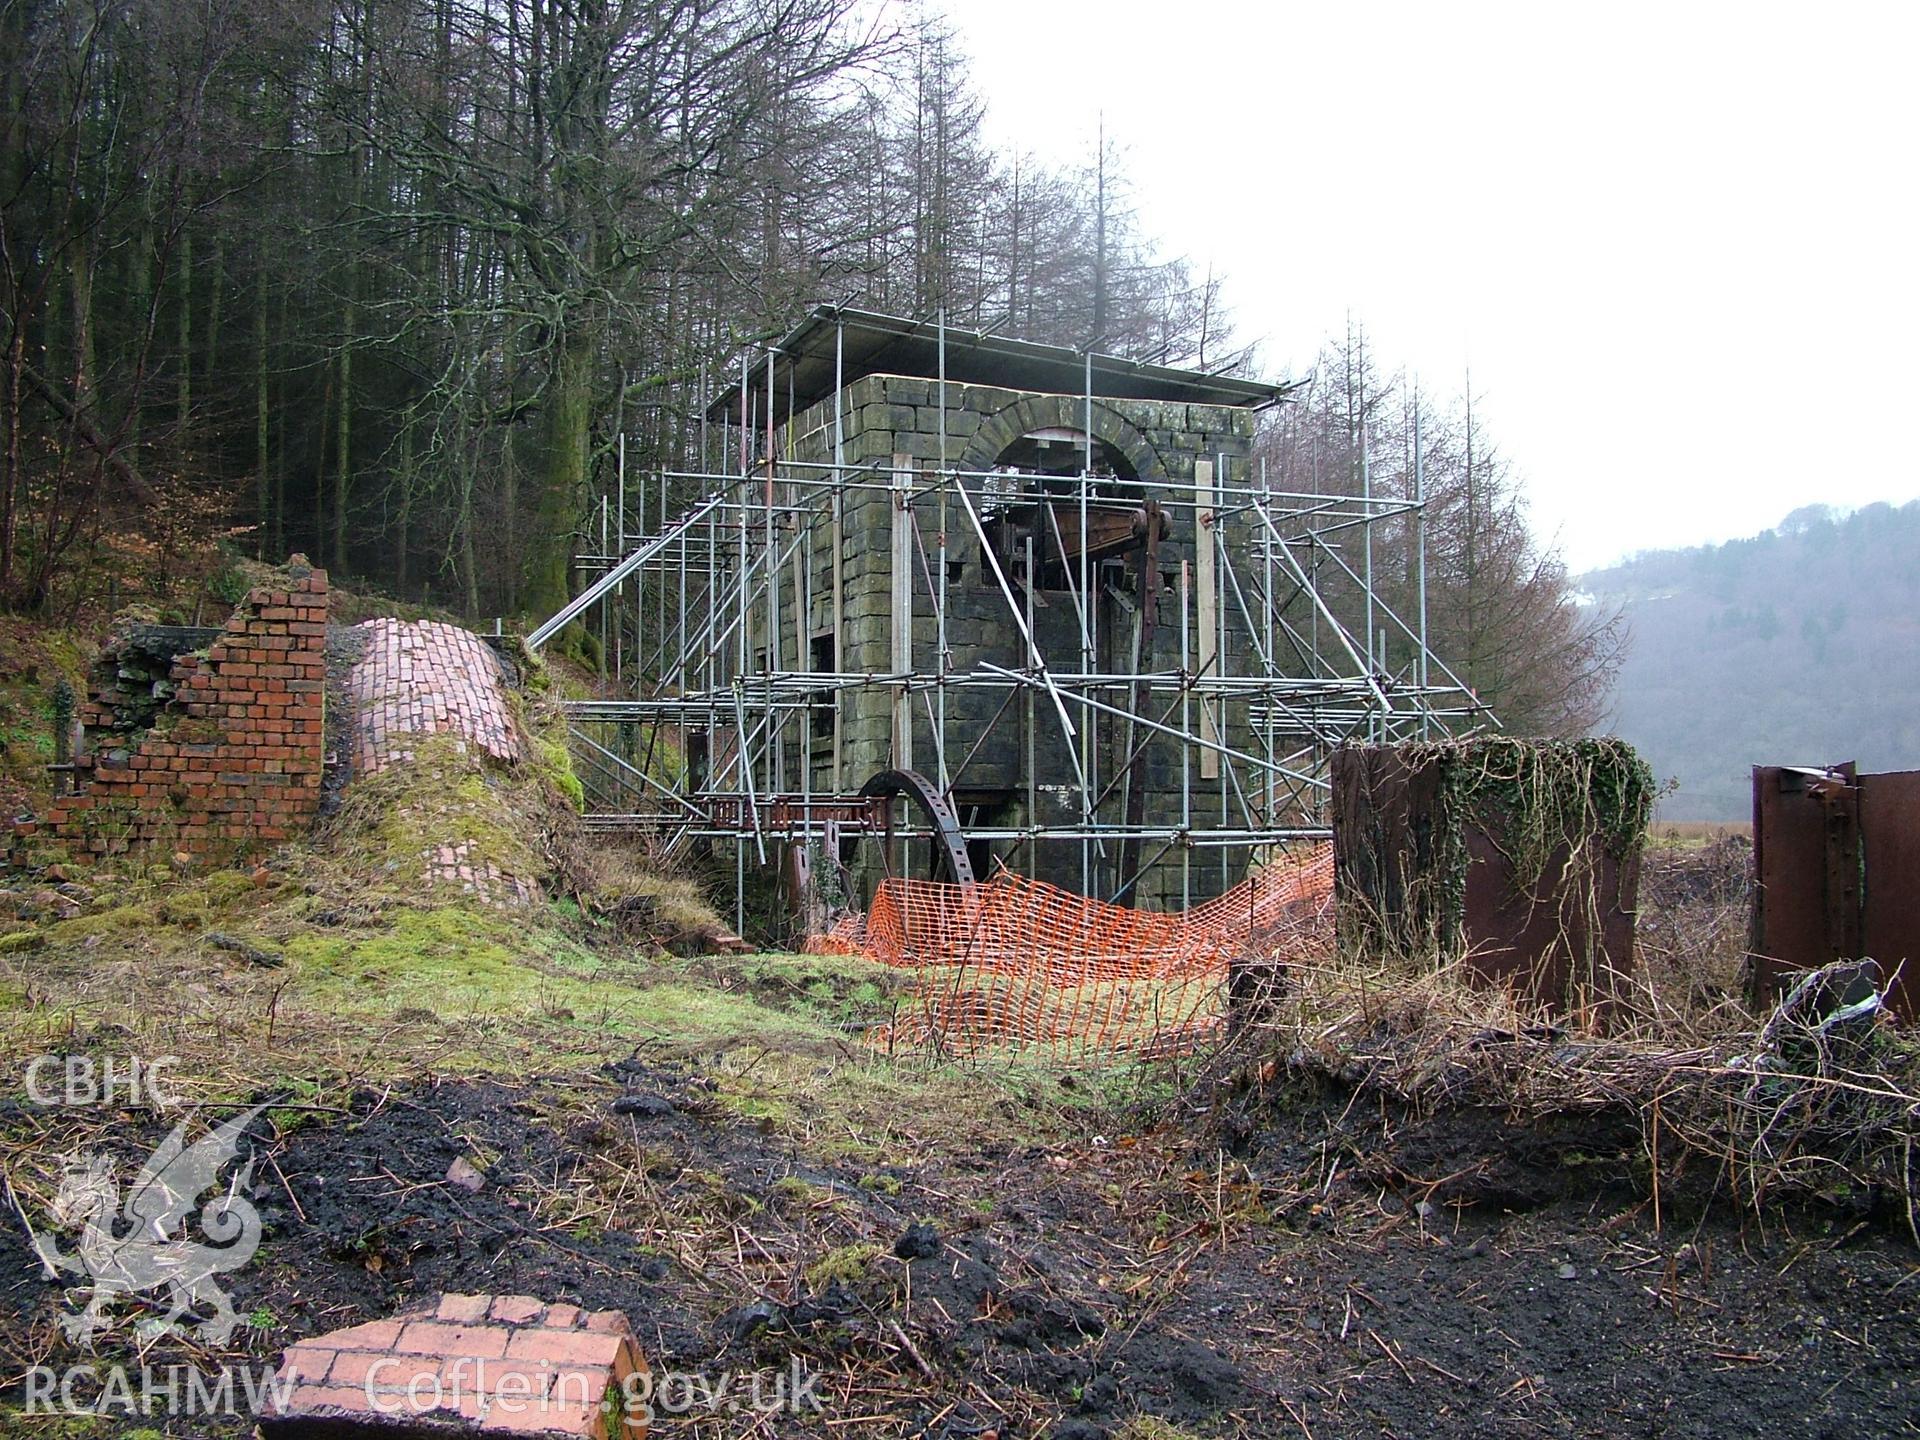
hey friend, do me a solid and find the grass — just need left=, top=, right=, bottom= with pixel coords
left=0, top=633, right=1184, bottom=1192
left=1115, top=1421, right=1203, bottom=1440
left=9, top=886, right=843, bottom=1080
left=0, top=841, right=1143, bottom=1172
left=0, top=596, right=1240, bottom=1438
left=803, top=1240, right=886, bottom=1291
left=2, top=750, right=1785, bottom=1154
left=318, top=730, right=555, bottom=901
left=0, top=618, right=1240, bottom=1281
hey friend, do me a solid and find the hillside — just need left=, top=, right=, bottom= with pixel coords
left=1582, top=500, right=1920, bottom=820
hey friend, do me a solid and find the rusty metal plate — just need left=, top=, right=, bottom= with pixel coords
left=1459, top=831, right=1638, bottom=1015
left=765, top=795, right=888, bottom=830
left=704, top=795, right=887, bottom=831
left=1749, top=764, right=1853, bottom=1005
left=1749, top=762, right=1920, bottom=1023
left=1861, top=769, right=1920, bottom=1020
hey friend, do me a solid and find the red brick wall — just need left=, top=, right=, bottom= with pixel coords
left=13, top=569, right=328, bottom=866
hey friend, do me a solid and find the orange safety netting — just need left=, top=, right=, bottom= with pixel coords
left=807, top=842, right=1336, bottom=1060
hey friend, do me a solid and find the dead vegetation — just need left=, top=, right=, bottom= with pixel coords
left=549, top=829, right=736, bottom=957
left=1198, top=836, right=1920, bottom=1235
left=6, top=662, right=1920, bottom=1440
left=1635, top=833, right=1754, bottom=1012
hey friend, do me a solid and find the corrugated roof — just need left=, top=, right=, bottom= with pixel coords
left=704, top=306, right=1292, bottom=427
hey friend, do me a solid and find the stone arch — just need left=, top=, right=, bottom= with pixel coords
left=959, top=394, right=1166, bottom=484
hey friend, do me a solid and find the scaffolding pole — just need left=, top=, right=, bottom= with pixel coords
left=548, top=447, right=1481, bottom=915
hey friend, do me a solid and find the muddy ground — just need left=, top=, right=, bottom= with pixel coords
left=3, top=1051, right=1914, bottom=1440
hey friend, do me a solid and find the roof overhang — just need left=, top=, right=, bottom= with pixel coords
left=704, top=306, right=1293, bottom=427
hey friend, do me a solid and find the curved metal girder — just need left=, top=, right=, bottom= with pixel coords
left=859, top=768, right=976, bottom=885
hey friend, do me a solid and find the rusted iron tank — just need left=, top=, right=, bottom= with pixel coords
left=1751, top=763, right=1920, bottom=1021
left=1332, top=737, right=1654, bottom=1017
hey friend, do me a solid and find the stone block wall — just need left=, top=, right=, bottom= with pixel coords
left=761, top=373, right=1261, bottom=908
left=11, top=567, right=328, bottom=866
left=779, top=373, right=1258, bottom=483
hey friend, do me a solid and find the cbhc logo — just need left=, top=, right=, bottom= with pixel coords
left=24, top=1055, right=180, bottom=1108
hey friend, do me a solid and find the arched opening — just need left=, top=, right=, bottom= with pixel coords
left=991, top=426, right=1139, bottom=490
left=978, top=427, right=1159, bottom=593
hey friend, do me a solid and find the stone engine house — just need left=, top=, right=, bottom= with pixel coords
left=551, top=307, right=1457, bottom=924
left=755, top=315, right=1277, bottom=909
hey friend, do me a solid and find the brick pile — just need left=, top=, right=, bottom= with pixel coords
left=426, top=838, right=541, bottom=907
left=10, top=567, right=328, bottom=865
left=263, top=1294, right=648, bottom=1439
left=343, top=617, right=538, bottom=905
left=348, top=619, right=524, bottom=777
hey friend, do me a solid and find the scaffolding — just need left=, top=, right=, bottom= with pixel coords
left=529, top=311, right=1486, bottom=934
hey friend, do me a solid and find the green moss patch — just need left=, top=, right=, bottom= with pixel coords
left=320, top=731, right=556, bottom=900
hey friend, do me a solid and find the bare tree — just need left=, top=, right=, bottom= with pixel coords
left=1258, top=330, right=1623, bottom=735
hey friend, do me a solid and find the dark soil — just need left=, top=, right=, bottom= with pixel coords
left=4, top=1054, right=1917, bottom=1439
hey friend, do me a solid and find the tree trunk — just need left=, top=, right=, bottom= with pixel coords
left=314, top=374, right=331, bottom=554
left=203, top=231, right=224, bottom=387
left=394, top=407, right=412, bottom=595
left=332, top=288, right=351, bottom=572
left=1091, top=117, right=1108, bottom=348
left=2, top=325, right=21, bottom=593
left=126, top=194, right=150, bottom=454
left=68, top=232, right=94, bottom=415
left=255, top=264, right=270, bottom=557
left=175, top=225, right=191, bottom=437
left=457, top=437, right=479, bottom=620
left=273, top=282, right=288, bottom=558
left=520, top=322, right=591, bottom=620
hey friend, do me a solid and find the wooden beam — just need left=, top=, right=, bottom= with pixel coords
left=1116, top=499, right=1164, bottom=902
left=890, top=453, right=914, bottom=770
left=1195, top=460, right=1219, bottom=780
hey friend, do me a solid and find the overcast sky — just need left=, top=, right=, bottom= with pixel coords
left=946, top=0, right=1920, bottom=573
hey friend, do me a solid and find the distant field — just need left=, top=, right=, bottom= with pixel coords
left=1649, top=819, right=1752, bottom=846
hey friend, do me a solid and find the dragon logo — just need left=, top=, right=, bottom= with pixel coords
left=33, top=1103, right=272, bottom=1347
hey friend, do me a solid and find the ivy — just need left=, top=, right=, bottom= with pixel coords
left=1354, top=736, right=1655, bottom=965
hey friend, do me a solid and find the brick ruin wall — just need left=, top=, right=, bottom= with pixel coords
left=7, top=572, right=549, bottom=897
left=11, top=568, right=328, bottom=866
